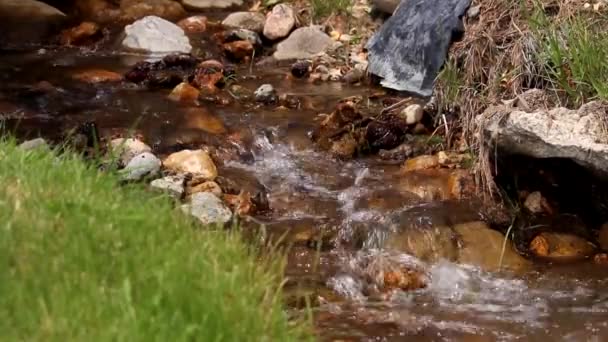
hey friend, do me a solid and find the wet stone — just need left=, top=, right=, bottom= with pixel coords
left=177, top=15, right=208, bottom=33
left=398, top=104, right=424, bottom=125
left=60, top=22, right=102, bottom=46
left=121, top=152, right=161, bottom=181
left=150, top=175, right=186, bottom=198
left=168, top=82, right=200, bottom=104
left=163, top=149, right=218, bottom=180
left=122, top=16, right=192, bottom=55
left=181, top=192, right=232, bottom=225
left=254, top=84, right=278, bottom=104
left=109, top=138, right=152, bottom=166
left=529, top=232, right=596, bottom=260
left=291, top=60, right=311, bottom=78
left=73, top=69, right=123, bottom=83
left=221, top=12, right=265, bottom=33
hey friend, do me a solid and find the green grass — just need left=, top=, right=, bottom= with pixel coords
left=311, top=0, right=352, bottom=20
left=0, top=141, right=310, bottom=341
left=528, top=3, right=608, bottom=104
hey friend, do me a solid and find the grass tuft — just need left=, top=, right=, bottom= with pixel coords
left=0, top=140, right=310, bottom=341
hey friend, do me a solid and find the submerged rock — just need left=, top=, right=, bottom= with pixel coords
left=221, top=12, right=265, bottom=33
left=60, top=22, right=102, bottom=46
left=122, top=16, right=192, bottom=55
left=263, top=4, right=296, bottom=40
left=366, top=0, right=470, bottom=96
left=181, top=192, right=232, bottom=225
left=177, top=15, right=208, bottom=33
left=254, top=84, right=278, bottom=104
left=482, top=92, right=608, bottom=178
left=168, top=82, right=200, bottom=103
left=73, top=69, right=123, bottom=83
left=273, top=26, right=337, bottom=61
left=121, top=152, right=161, bottom=181
left=397, top=169, right=474, bottom=201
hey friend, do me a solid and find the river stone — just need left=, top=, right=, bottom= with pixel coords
left=181, top=192, right=232, bottom=225
left=18, top=138, right=48, bottom=151
left=454, top=221, right=530, bottom=273
left=372, top=0, right=400, bottom=14
left=0, top=0, right=66, bottom=47
left=273, top=26, right=337, bottom=61
left=398, top=104, right=424, bottom=125
left=122, top=16, right=192, bottom=55
left=221, top=12, right=265, bottom=33
left=183, top=0, right=243, bottom=9
left=481, top=91, right=608, bottom=178
left=109, top=138, right=152, bottom=166
left=163, top=149, right=218, bottom=180
left=254, top=84, right=277, bottom=104
left=529, top=232, right=596, bottom=260
left=366, top=0, right=471, bottom=96
left=121, top=152, right=161, bottom=181
left=150, top=175, right=185, bottom=198
left=263, top=4, right=296, bottom=40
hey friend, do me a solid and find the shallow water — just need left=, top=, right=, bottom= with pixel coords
left=2, top=34, right=608, bottom=342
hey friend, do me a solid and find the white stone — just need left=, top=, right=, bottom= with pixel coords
left=263, top=4, right=296, bottom=40
left=109, top=138, right=152, bottom=166
left=121, top=152, right=161, bottom=181
left=273, top=26, right=337, bottom=60
left=122, top=16, right=192, bottom=55
left=400, top=104, right=424, bottom=124
left=151, top=175, right=185, bottom=198
left=181, top=192, right=232, bottom=225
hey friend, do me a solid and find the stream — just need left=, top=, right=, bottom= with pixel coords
left=2, top=16, right=608, bottom=342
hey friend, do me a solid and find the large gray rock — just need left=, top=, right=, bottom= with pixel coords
left=121, top=152, right=162, bottom=181
left=481, top=90, right=608, bottom=178
left=263, top=4, right=296, bottom=40
left=221, top=12, right=265, bottom=33
left=122, top=16, right=192, bottom=55
left=182, top=0, right=243, bottom=9
left=181, top=192, right=232, bottom=225
left=366, top=0, right=471, bottom=97
left=273, top=26, right=337, bottom=61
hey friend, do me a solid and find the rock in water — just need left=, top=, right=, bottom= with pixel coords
left=366, top=0, right=471, bottom=97
left=122, top=16, right=192, bottom=55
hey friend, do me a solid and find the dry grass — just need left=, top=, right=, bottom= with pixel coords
left=435, top=0, right=608, bottom=196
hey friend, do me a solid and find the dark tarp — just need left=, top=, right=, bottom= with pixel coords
left=366, top=0, right=471, bottom=97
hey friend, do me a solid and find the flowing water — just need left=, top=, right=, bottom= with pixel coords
left=2, top=27, right=608, bottom=342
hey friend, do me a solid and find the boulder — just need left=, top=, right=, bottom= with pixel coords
left=122, top=16, right=192, bottom=55
left=163, top=149, right=218, bottom=180
left=182, top=0, right=243, bottom=9
left=0, top=0, right=66, bottom=47
left=263, top=4, right=296, bottom=40
left=221, top=12, right=265, bottom=33
left=181, top=192, right=232, bottom=225
left=366, top=0, right=471, bottom=96
left=481, top=92, right=608, bottom=178
left=273, top=26, right=337, bottom=61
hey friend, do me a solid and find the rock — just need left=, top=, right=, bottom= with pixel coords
left=273, top=26, right=337, bottom=61
left=121, top=152, right=161, bottom=181
left=182, top=0, right=243, bottom=10
left=177, top=15, right=208, bottom=33
left=263, top=4, right=296, bottom=40
left=150, top=175, right=185, bottom=198
left=598, top=223, right=608, bottom=251
left=343, top=68, right=365, bottom=84
left=120, top=0, right=186, bottom=22
left=223, top=191, right=254, bottom=216
left=366, top=0, right=470, bottom=96
left=225, top=29, right=262, bottom=48
left=254, top=84, right=277, bottom=104
left=594, top=253, right=608, bottom=265
left=291, top=60, right=311, bottom=78
left=402, top=154, right=439, bottom=171
left=60, top=22, right=102, bottom=46
left=397, top=169, right=474, bottom=201
left=73, top=69, right=123, bottom=83
left=109, top=138, right=152, bottom=166
left=372, top=0, right=400, bottom=14
left=330, top=134, right=360, bottom=159
left=0, top=0, right=66, bottom=47
left=122, top=16, right=192, bottom=55
left=181, top=192, right=232, bottom=225
left=378, top=143, right=415, bottom=161
left=223, top=40, right=254, bottom=60
left=163, top=149, right=218, bottom=179
left=168, top=82, right=200, bottom=103
left=481, top=93, right=608, bottom=178
left=18, top=138, right=48, bottom=151
left=523, top=191, right=552, bottom=214
left=328, top=68, right=342, bottom=81
left=454, top=221, right=530, bottom=272
left=187, top=180, right=223, bottom=197
left=221, top=12, right=265, bottom=33
left=398, top=104, right=424, bottom=125
left=467, top=5, right=481, bottom=19
left=183, top=107, right=227, bottom=134
left=529, top=232, right=596, bottom=260
left=192, top=59, right=224, bottom=91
